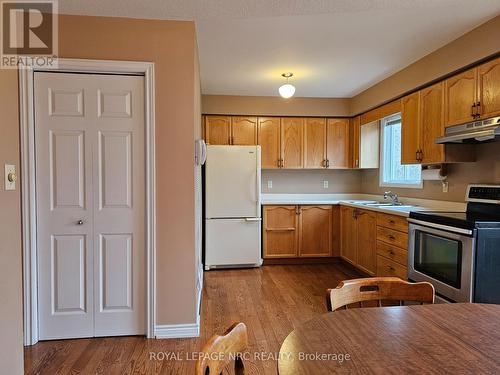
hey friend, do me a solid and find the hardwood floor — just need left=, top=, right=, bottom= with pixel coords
left=24, top=263, right=360, bottom=375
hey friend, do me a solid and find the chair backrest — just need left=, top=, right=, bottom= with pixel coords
left=195, top=322, right=248, bottom=375
left=326, top=277, right=435, bottom=312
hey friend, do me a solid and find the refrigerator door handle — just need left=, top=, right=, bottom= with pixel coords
left=244, top=218, right=262, bottom=222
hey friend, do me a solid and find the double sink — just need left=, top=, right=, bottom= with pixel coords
left=347, top=200, right=417, bottom=211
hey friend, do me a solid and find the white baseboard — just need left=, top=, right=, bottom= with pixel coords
left=154, top=322, right=200, bottom=339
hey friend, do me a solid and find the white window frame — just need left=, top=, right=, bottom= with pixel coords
left=379, top=113, right=423, bottom=189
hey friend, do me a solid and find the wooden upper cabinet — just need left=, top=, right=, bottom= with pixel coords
left=359, top=121, right=379, bottom=169
left=258, top=117, right=281, bottom=169
left=205, top=116, right=231, bottom=145
left=326, top=118, right=350, bottom=168
left=356, top=210, right=377, bottom=276
left=444, top=68, right=477, bottom=127
left=304, top=118, right=326, bottom=169
left=340, top=206, right=357, bottom=265
left=350, top=116, right=361, bottom=168
left=298, top=206, right=332, bottom=257
left=401, top=92, right=421, bottom=164
left=420, top=82, right=445, bottom=164
left=281, top=118, right=304, bottom=169
left=477, top=57, right=500, bottom=119
left=263, top=206, right=298, bottom=258
left=231, top=116, right=257, bottom=145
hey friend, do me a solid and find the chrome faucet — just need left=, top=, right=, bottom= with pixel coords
left=384, top=191, right=401, bottom=205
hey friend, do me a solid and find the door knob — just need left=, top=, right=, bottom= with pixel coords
left=77, top=220, right=84, bottom=225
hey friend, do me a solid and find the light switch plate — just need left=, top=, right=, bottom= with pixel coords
left=267, top=180, right=273, bottom=189
left=323, top=180, right=329, bottom=189
left=5, top=164, right=16, bottom=191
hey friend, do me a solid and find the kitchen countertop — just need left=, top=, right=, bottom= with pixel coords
left=261, top=193, right=466, bottom=217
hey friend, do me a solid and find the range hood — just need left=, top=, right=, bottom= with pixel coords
left=436, top=116, right=500, bottom=144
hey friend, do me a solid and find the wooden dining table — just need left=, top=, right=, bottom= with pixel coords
left=278, top=303, right=500, bottom=374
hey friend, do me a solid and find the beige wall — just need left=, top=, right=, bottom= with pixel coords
left=351, top=16, right=500, bottom=114
left=0, top=70, right=24, bottom=374
left=57, top=15, right=199, bottom=325
left=202, top=95, right=350, bottom=117
left=361, top=143, right=500, bottom=202
left=262, top=170, right=362, bottom=194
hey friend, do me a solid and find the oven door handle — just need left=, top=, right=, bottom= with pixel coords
left=407, top=218, right=473, bottom=236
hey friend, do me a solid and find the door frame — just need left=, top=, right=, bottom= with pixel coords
left=19, top=59, right=156, bottom=345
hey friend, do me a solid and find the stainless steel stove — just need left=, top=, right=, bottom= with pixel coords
left=407, top=185, right=500, bottom=303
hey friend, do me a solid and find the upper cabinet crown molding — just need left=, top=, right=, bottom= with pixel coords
left=360, top=100, right=401, bottom=125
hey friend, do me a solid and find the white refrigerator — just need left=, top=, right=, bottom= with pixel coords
left=205, top=145, right=262, bottom=270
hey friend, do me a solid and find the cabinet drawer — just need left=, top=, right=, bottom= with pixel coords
left=377, top=255, right=408, bottom=280
left=376, top=226, right=408, bottom=249
left=377, top=241, right=408, bottom=266
left=376, top=213, right=408, bottom=233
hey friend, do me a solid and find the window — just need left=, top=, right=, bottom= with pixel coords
left=380, top=114, right=422, bottom=188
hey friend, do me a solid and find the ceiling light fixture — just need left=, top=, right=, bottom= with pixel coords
left=279, top=72, right=296, bottom=99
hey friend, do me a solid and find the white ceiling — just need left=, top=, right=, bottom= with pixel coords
left=60, top=0, right=500, bottom=97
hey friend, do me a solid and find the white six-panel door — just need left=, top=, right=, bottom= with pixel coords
left=35, top=72, right=145, bottom=339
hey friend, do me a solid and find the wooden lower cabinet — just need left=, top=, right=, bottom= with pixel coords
left=263, top=206, right=298, bottom=258
left=375, top=212, right=409, bottom=279
left=376, top=255, right=408, bottom=279
left=340, top=206, right=357, bottom=265
left=356, top=210, right=377, bottom=275
left=263, top=205, right=335, bottom=259
left=340, top=207, right=377, bottom=275
left=299, top=206, right=332, bottom=257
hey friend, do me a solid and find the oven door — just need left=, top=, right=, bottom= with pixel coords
left=408, top=219, right=475, bottom=303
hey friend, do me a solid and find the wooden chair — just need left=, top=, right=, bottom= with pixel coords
left=195, top=322, right=248, bottom=375
left=326, top=277, right=435, bottom=312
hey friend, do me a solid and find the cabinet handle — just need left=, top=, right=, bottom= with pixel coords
left=326, top=159, right=330, bottom=168
left=389, top=266, right=395, bottom=272
left=476, top=101, right=481, bottom=119
left=389, top=220, right=395, bottom=224
left=355, top=159, right=359, bottom=167
left=471, top=103, right=476, bottom=119
left=388, top=235, right=396, bottom=241
left=389, top=250, right=395, bottom=256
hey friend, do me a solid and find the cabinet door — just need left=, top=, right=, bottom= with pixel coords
left=231, top=116, right=257, bottom=145
left=281, top=117, right=304, bottom=168
left=356, top=210, right=377, bottom=276
left=299, top=206, right=332, bottom=257
left=258, top=117, right=281, bottom=169
left=205, top=116, right=231, bottom=145
left=359, top=121, right=379, bottom=169
left=304, top=118, right=326, bottom=169
left=401, top=92, right=421, bottom=164
left=420, top=82, right=445, bottom=164
left=340, top=206, right=357, bottom=265
left=350, top=116, right=361, bottom=168
left=444, top=68, right=477, bottom=127
left=263, top=206, right=298, bottom=258
left=326, top=118, right=350, bottom=168
left=477, top=57, right=500, bottom=119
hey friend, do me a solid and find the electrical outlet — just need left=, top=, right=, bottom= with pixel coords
left=442, top=181, right=449, bottom=193
left=323, top=180, right=329, bottom=189
left=267, top=180, right=273, bottom=189
left=4, top=164, right=16, bottom=191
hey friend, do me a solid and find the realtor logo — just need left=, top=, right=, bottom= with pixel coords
left=1, top=0, right=58, bottom=68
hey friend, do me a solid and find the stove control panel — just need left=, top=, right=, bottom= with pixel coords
left=467, top=185, right=500, bottom=204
